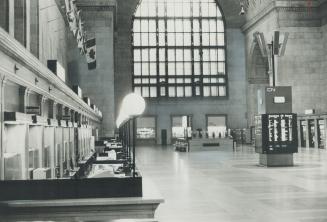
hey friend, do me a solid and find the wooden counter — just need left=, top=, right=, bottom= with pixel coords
left=0, top=178, right=164, bottom=221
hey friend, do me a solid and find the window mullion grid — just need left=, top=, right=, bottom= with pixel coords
left=190, top=1, right=195, bottom=97
left=199, top=4, right=204, bottom=97
left=164, top=1, right=168, bottom=98
left=155, top=1, right=160, bottom=98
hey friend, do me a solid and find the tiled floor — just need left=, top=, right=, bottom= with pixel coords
left=136, top=145, right=327, bottom=222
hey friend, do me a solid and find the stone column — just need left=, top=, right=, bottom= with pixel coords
left=14, top=0, right=26, bottom=46
left=297, top=119, right=301, bottom=152
left=305, top=119, right=310, bottom=149
left=8, top=0, right=14, bottom=36
left=71, top=1, right=116, bottom=137
left=0, top=0, right=9, bottom=32
left=0, top=76, right=7, bottom=180
left=29, top=0, right=39, bottom=57
left=314, top=118, right=319, bottom=149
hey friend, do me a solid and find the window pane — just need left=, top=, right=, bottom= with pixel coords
left=134, top=49, right=141, bottom=61
left=159, top=33, right=165, bottom=46
left=133, top=33, right=141, bottom=46
left=219, top=86, right=226, bottom=96
left=202, top=34, right=209, bottom=45
left=202, top=19, right=209, bottom=32
left=159, top=62, right=166, bottom=76
left=175, top=19, right=183, bottom=31
left=169, top=87, right=175, bottom=97
left=141, top=20, right=148, bottom=32
left=217, top=20, right=224, bottom=31
left=149, top=20, right=156, bottom=32
left=203, top=49, right=209, bottom=61
left=158, top=20, right=165, bottom=33
left=184, top=50, right=191, bottom=61
left=209, top=33, right=217, bottom=46
left=203, top=62, right=210, bottom=75
left=184, top=63, right=192, bottom=75
left=203, top=86, right=210, bottom=97
left=141, top=33, right=148, bottom=46
left=159, top=48, right=165, bottom=61
left=134, top=20, right=140, bottom=32
left=149, top=33, right=156, bottom=46
left=193, top=20, right=200, bottom=32
left=149, top=49, right=156, bottom=61
left=149, top=63, right=157, bottom=76
left=218, top=49, right=225, bottom=61
left=134, top=63, right=141, bottom=76
left=168, top=49, right=175, bottom=61
left=142, top=63, right=149, bottom=76
left=142, top=49, right=149, bottom=61
left=168, top=63, right=175, bottom=75
left=148, top=4, right=156, bottom=17
left=209, top=20, right=216, bottom=32
left=211, top=86, right=218, bottom=96
left=210, top=62, right=218, bottom=75
left=142, top=87, right=149, bottom=97
left=185, top=86, right=192, bottom=97
left=158, top=3, right=165, bottom=17
left=150, top=87, right=157, bottom=97
left=176, top=87, right=184, bottom=97
left=217, top=33, right=224, bottom=46
left=194, top=33, right=200, bottom=46
left=176, top=33, right=183, bottom=46
left=194, top=49, right=201, bottom=61
left=193, top=3, right=200, bottom=17
left=160, top=87, right=166, bottom=96
left=167, top=33, right=175, bottom=46
left=135, top=87, right=142, bottom=95
left=176, top=49, right=183, bottom=61
left=167, top=20, right=175, bottom=32
left=184, top=33, right=191, bottom=46
left=194, top=62, right=201, bottom=75
left=184, top=20, right=191, bottom=32
left=218, top=62, right=225, bottom=74
left=176, top=62, right=183, bottom=75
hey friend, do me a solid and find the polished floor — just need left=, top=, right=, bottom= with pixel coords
left=136, top=145, right=327, bottom=222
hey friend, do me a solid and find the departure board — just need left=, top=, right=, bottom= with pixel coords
left=255, top=113, right=298, bottom=154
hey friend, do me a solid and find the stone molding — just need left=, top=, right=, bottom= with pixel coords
left=0, top=28, right=102, bottom=122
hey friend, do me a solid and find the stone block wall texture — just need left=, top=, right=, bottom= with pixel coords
left=244, top=0, right=327, bottom=126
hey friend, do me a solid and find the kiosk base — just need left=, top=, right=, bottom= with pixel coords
left=259, top=153, right=294, bottom=167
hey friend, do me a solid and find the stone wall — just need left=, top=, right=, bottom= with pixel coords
left=243, top=0, right=327, bottom=126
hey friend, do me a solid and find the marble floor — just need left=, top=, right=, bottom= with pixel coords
left=136, top=145, right=327, bottom=222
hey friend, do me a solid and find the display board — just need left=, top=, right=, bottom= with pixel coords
left=255, top=114, right=298, bottom=154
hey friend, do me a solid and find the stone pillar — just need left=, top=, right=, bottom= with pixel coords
left=8, top=0, right=14, bottom=36
left=324, top=118, right=327, bottom=149
left=0, top=0, right=9, bottom=32
left=314, top=118, right=319, bottom=149
left=71, top=1, right=116, bottom=137
left=297, top=119, right=301, bottom=152
left=305, top=119, right=310, bottom=149
left=29, top=0, right=39, bottom=57
left=0, top=76, right=7, bottom=180
left=14, top=0, right=26, bottom=46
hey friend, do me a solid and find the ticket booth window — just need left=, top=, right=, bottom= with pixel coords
left=136, top=117, right=156, bottom=139
left=207, top=115, right=227, bottom=138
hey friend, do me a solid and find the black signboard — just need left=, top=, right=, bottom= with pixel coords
left=255, top=113, right=298, bottom=154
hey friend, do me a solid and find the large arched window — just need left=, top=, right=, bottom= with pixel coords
left=132, top=0, right=226, bottom=98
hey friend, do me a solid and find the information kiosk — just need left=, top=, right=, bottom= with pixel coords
left=255, top=86, right=298, bottom=166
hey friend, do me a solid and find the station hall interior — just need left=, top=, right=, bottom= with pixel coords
left=1, top=0, right=327, bottom=221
